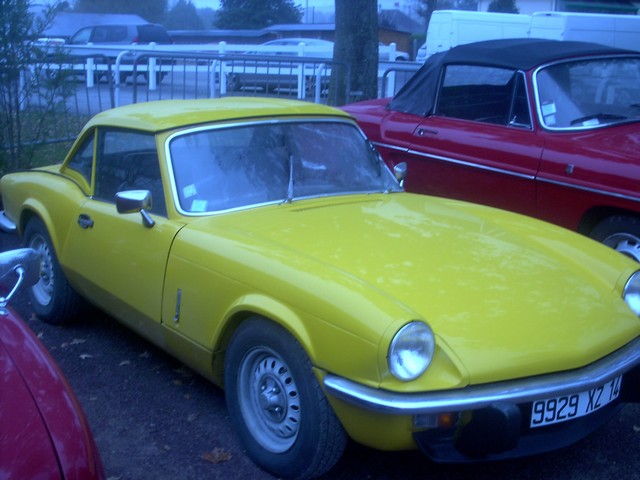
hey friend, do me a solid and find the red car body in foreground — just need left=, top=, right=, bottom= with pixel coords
left=344, top=39, right=640, bottom=260
left=0, top=248, right=105, bottom=480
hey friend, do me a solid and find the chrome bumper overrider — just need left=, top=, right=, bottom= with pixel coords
left=0, top=211, right=16, bottom=234
left=323, top=336, right=640, bottom=415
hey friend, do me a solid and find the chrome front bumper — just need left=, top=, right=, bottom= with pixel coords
left=323, top=336, right=640, bottom=415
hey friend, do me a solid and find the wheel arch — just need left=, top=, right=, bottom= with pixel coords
left=211, top=294, right=315, bottom=387
left=578, top=205, right=640, bottom=237
left=19, top=202, right=58, bottom=246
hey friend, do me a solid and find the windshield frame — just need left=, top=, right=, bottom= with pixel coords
left=165, top=117, right=401, bottom=216
left=532, top=54, right=640, bottom=132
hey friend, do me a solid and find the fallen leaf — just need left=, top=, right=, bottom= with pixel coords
left=202, top=448, right=232, bottom=464
left=119, top=360, right=131, bottom=366
left=173, top=366, right=194, bottom=378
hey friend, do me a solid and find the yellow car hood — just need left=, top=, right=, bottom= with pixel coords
left=195, top=193, right=640, bottom=384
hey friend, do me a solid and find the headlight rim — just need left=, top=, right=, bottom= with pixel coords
left=623, top=270, right=640, bottom=316
left=388, top=320, right=435, bottom=382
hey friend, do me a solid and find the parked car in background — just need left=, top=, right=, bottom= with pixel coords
left=228, top=38, right=335, bottom=96
left=67, top=23, right=173, bottom=83
left=229, top=38, right=408, bottom=95
left=0, top=248, right=105, bottom=479
left=343, top=38, right=640, bottom=261
left=1, top=98, right=639, bottom=479
left=248, top=38, right=409, bottom=61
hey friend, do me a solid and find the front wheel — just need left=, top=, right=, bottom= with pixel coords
left=225, top=318, right=347, bottom=479
left=590, top=215, right=640, bottom=262
left=23, top=218, right=83, bottom=325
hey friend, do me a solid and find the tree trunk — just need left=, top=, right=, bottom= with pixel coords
left=331, top=0, right=378, bottom=105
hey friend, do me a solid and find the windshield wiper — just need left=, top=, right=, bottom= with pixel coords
left=570, top=113, right=627, bottom=126
left=286, top=153, right=294, bottom=203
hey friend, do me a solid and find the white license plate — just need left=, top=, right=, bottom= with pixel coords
left=530, top=376, right=622, bottom=428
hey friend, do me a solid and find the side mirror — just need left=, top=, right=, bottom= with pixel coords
left=116, top=190, right=155, bottom=228
left=394, top=162, right=407, bottom=187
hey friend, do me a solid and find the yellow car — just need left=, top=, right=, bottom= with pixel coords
left=1, top=98, right=640, bottom=479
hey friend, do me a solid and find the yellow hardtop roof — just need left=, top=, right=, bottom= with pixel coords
left=84, top=97, right=351, bottom=132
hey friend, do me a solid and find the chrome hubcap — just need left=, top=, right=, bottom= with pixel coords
left=29, top=234, right=54, bottom=306
left=602, top=233, right=640, bottom=262
left=238, top=347, right=301, bottom=453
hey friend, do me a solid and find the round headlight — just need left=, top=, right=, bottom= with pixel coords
left=388, top=321, right=435, bottom=381
left=624, top=271, right=640, bottom=316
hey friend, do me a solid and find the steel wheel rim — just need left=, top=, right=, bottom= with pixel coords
left=28, top=234, right=54, bottom=306
left=237, top=347, right=301, bottom=453
left=602, top=233, right=640, bottom=262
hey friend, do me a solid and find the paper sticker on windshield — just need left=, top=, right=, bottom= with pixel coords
left=183, top=184, right=197, bottom=198
left=190, top=199, right=207, bottom=212
left=541, top=102, right=557, bottom=117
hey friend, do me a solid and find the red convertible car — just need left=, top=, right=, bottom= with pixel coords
left=344, top=39, right=640, bottom=260
left=0, top=248, right=105, bottom=479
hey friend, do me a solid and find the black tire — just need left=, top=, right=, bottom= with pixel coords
left=225, top=318, right=347, bottom=480
left=23, top=218, right=83, bottom=325
left=590, top=215, right=640, bottom=262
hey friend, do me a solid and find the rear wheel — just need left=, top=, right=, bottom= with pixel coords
left=590, top=215, right=640, bottom=262
left=225, top=318, right=347, bottom=479
left=23, top=218, right=83, bottom=325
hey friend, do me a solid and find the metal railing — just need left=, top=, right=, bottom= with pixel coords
left=11, top=42, right=420, bottom=153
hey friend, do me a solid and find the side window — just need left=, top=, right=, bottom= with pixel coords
left=94, top=130, right=166, bottom=216
left=91, top=26, right=109, bottom=43
left=66, top=135, right=94, bottom=185
left=70, top=27, right=92, bottom=45
left=437, top=65, right=518, bottom=125
left=107, top=26, right=128, bottom=42
left=508, top=73, right=532, bottom=128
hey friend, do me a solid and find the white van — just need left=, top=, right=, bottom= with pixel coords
left=529, top=12, right=640, bottom=52
left=416, top=10, right=531, bottom=61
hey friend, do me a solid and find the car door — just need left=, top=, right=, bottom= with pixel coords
left=60, top=128, right=182, bottom=335
left=401, top=66, right=544, bottom=217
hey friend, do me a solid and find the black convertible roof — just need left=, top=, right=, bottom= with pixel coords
left=388, top=38, right=638, bottom=116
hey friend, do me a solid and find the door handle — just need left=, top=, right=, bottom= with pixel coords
left=78, top=213, right=94, bottom=229
left=415, top=127, right=438, bottom=137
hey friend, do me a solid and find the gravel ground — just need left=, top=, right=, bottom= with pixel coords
left=2, top=231, right=639, bottom=480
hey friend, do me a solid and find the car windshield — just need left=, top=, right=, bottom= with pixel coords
left=168, top=120, right=400, bottom=214
left=535, top=56, right=640, bottom=130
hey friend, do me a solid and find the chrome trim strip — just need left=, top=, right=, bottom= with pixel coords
left=0, top=211, right=17, bottom=234
left=537, top=177, right=640, bottom=204
left=402, top=148, right=536, bottom=181
left=372, top=143, right=640, bottom=205
left=372, top=141, right=408, bottom=154
left=323, top=336, right=640, bottom=415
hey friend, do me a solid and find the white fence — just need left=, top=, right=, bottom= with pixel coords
left=40, top=41, right=419, bottom=103
left=19, top=41, right=420, bottom=148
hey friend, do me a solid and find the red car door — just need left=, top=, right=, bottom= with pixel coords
left=381, top=66, right=545, bottom=218
left=404, top=115, right=544, bottom=217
